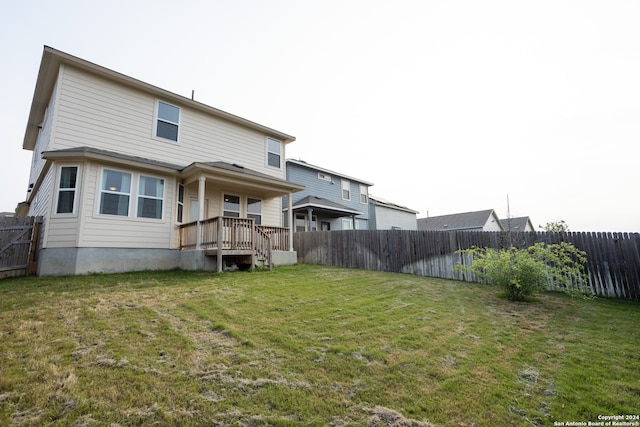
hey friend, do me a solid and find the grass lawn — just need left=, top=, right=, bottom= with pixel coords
left=0, top=264, right=638, bottom=426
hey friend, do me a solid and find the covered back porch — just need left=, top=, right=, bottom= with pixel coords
left=178, top=161, right=304, bottom=271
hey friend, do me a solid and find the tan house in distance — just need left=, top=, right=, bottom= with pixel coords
left=20, top=46, right=304, bottom=275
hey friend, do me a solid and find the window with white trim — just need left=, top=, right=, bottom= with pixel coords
left=56, top=166, right=78, bottom=214
left=100, top=169, right=131, bottom=216
left=137, top=175, right=165, bottom=219
left=318, top=172, right=331, bottom=182
left=342, top=179, right=351, bottom=201
left=223, top=194, right=240, bottom=217
left=342, top=218, right=353, bottom=230
left=176, top=184, right=184, bottom=223
left=360, top=185, right=368, bottom=204
left=155, top=101, right=180, bottom=142
left=266, top=137, right=282, bottom=168
left=247, top=197, right=262, bottom=225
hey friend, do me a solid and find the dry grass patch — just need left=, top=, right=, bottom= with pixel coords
left=0, top=266, right=639, bottom=426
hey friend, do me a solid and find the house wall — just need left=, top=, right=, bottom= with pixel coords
left=76, top=161, right=177, bottom=249
left=286, top=162, right=370, bottom=229
left=28, top=79, right=59, bottom=190
left=54, top=65, right=286, bottom=180
left=482, top=215, right=503, bottom=231
left=372, top=205, right=418, bottom=230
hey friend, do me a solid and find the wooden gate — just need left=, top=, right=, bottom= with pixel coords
left=0, top=216, right=42, bottom=279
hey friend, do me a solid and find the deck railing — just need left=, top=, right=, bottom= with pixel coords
left=179, top=217, right=290, bottom=252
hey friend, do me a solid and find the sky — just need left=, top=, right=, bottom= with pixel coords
left=1, top=0, right=639, bottom=232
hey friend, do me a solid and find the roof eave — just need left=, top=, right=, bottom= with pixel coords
left=23, top=46, right=296, bottom=151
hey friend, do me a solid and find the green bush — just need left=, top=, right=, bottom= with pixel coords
left=457, top=242, right=591, bottom=301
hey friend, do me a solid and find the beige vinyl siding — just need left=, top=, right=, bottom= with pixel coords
left=54, top=66, right=285, bottom=180
left=76, top=162, right=177, bottom=249
left=29, top=165, right=53, bottom=219
left=46, top=217, right=80, bottom=247
left=262, top=198, right=282, bottom=226
left=29, top=79, right=59, bottom=188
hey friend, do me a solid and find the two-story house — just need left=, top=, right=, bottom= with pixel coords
left=284, top=159, right=372, bottom=231
left=19, top=46, right=304, bottom=275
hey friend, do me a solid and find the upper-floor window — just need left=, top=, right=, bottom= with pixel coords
left=342, top=179, right=351, bottom=201
left=318, top=172, right=331, bottom=182
left=360, top=184, right=368, bottom=204
left=56, top=166, right=78, bottom=214
left=247, top=197, right=262, bottom=225
left=155, top=101, right=180, bottom=142
left=266, top=137, right=282, bottom=168
left=137, top=175, right=165, bottom=219
left=100, top=169, right=131, bottom=216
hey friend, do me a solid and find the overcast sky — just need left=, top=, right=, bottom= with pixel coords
left=2, top=0, right=639, bottom=232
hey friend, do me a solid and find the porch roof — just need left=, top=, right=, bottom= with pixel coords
left=290, top=195, right=363, bottom=217
left=42, top=147, right=305, bottom=198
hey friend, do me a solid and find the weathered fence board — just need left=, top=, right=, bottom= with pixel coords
left=294, top=230, right=640, bottom=300
left=0, top=216, right=42, bottom=278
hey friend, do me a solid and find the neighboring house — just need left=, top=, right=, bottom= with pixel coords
left=284, top=159, right=372, bottom=231
left=500, top=216, right=535, bottom=232
left=368, top=195, right=419, bottom=230
left=20, top=46, right=304, bottom=276
left=417, top=209, right=503, bottom=231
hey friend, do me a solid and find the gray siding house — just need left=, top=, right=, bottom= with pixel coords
left=284, top=160, right=372, bottom=231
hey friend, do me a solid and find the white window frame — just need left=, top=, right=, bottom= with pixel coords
left=96, top=168, right=166, bottom=221
left=54, top=165, right=79, bottom=215
left=266, top=137, right=282, bottom=169
left=136, top=174, right=165, bottom=220
left=154, top=100, right=180, bottom=142
left=247, top=197, right=262, bottom=225
left=223, top=193, right=241, bottom=217
left=342, top=218, right=353, bottom=230
left=176, top=184, right=184, bottom=223
left=360, top=184, right=368, bottom=204
left=99, top=168, right=132, bottom=217
left=318, top=172, right=331, bottom=182
left=342, top=179, right=351, bottom=201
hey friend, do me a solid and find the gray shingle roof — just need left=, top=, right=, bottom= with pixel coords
left=417, top=209, right=499, bottom=231
left=500, top=217, right=534, bottom=231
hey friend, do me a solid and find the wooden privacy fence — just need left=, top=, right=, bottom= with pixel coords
left=0, top=216, right=42, bottom=279
left=293, top=230, right=640, bottom=300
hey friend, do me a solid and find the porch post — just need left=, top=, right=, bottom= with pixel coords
left=287, top=192, right=294, bottom=251
left=307, top=207, right=313, bottom=231
left=352, top=214, right=356, bottom=230
left=196, top=175, right=205, bottom=250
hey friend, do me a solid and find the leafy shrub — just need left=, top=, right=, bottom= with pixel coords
left=456, top=242, right=591, bottom=301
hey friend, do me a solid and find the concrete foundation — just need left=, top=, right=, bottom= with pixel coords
left=36, top=247, right=297, bottom=276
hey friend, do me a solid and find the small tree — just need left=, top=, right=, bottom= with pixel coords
left=456, top=242, right=591, bottom=301
left=540, top=220, right=569, bottom=232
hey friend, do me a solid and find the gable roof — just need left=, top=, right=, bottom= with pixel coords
left=417, top=209, right=502, bottom=231
left=500, top=216, right=535, bottom=231
left=286, top=159, right=374, bottom=186
left=369, top=195, right=419, bottom=214
left=24, top=46, right=296, bottom=151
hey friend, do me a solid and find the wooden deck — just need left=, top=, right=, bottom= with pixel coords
left=179, top=216, right=290, bottom=272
